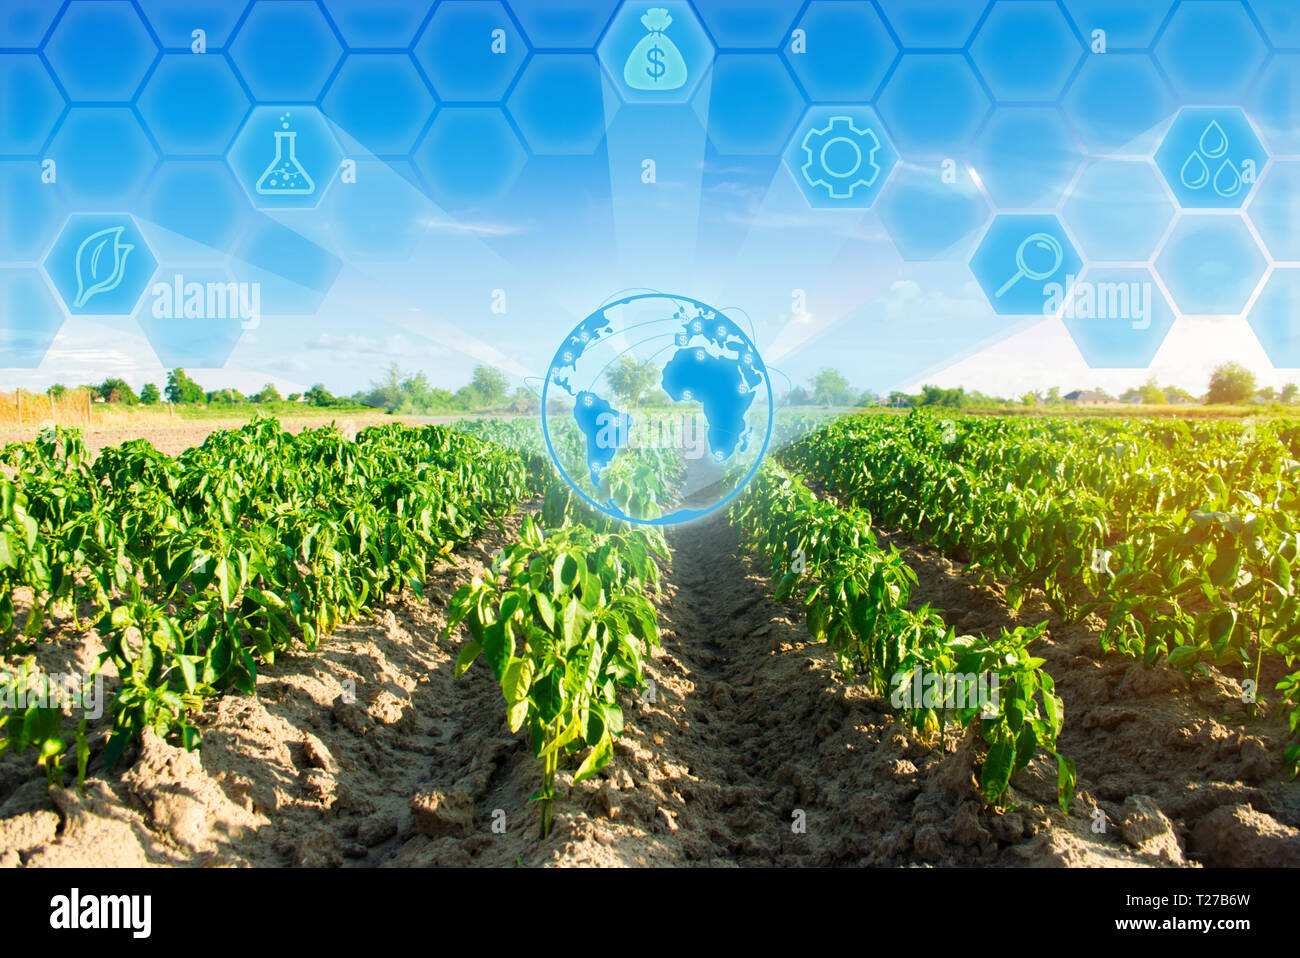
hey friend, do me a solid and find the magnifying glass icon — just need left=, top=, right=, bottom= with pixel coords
left=996, top=232, right=1064, bottom=298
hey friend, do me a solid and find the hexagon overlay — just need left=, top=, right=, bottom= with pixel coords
left=1250, top=0, right=1300, bottom=49
left=970, top=214, right=1083, bottom=316
left=510, top=0, right=619, bottom=48
left=970, top=1, right=1084, bottom=103
left=322, top=0, right=430, bottom=47
left=44, top=1, right=158, bottom=102
left=0, top=2, right=60, bottom=47
left=228, top=107, right=344, bottom=210
left=136, top=0, right=247, bottom=49
left=1154, top=107, right=1265, bottom=210
left=1154, top=1, right=1267, bottom=104
left=598, top=1, right=714, bottom=105
left=1154, top=215, right=1266, bottom=315
left=1247, top=55, right=1300, bottom=157
left=704, top=55, right=804, bottom=156
left=412, top=108, right=527, bottom=207
left=46, top=109, right=160, bottom=211
left=323, top=55, right=436, bottom=157
left=415, top=1, right=526, bottom=103
left=0, top=56, right=64, bottom=155
left=877, top=162, right=991, bottom=261
left=784, top=2, right=896, bottom=103
left=44, top=214, right=159, bottom=316
left=136, top=266, right=248, bottom=367
left=693, top=0, right=802, bottom=47
left=230, top=221, right=342, bottom=316
left=0, top=161, right=65, bottom=263
left=1062, top=0, right=1174, bottom=49
left=1062, top=159, right=1175, bottom=262
left=1247, top=160, right=1300, bottom=262
left=139, top=162, right=252, bottom=262
left=971, top=108, right=1082, bottom=210
left=0, top=270, right=64, bottom=367
left=877, top=55, right=990, bottom=158
left=1061, top=54, right=1175, bottom=155
left=229, top=1, right=343, bottom=102
left=874, top=0, right=983, bottom=47
left=1248, top=268, right=1300, bottom=367
left=508, top=55, right=610, bottom=155
left=138, top=55, right=251, bottom=156
left=1064, top=266, right=1176, bottom=368
left=783, top=107, right=897, bottom=209
left=323, top=160, right=435, bottom=262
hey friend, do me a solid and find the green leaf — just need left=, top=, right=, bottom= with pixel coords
left=1055, top=752, right=1077, bottom=813
left=573, top=733, right=613, bottom=784
left=454, top=640, right=482, bottom=678
left=982, top=736, right=1015, bottom=804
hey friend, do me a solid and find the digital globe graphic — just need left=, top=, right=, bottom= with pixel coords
left=542, top=293, right=772, bottom=525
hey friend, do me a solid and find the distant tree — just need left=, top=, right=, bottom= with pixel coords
left=139, top=383, right=160, bottom=404
left=253, top=382, right=282, bottom=403
left=810, top=368, right=855, bottom=407
left=362, top=362, right=404, bottom=411
left=97, top=378, right=138, bottom=405
left=471, top=365, right=510, bottom=407
left=305, top=383, right=336, bottom=407
left=508, top=386, right=540, bottom=415
left=1046, top=386, right=1062, bottom=404
left=205, top=387, right=245, bottom=404
left=787, top=386, right=812, bottom=405
left=287, top=392, right=301, bottom=403
left=1164, top=385, right=1195, bottom=404
left=856, top=389, right=879, bottom=406
left=887, top=390, right=912, bottom=408
left=1282, top=383, right=1298, bottom=404
left=918, top=384, right=967, bottom=408
left=1138, top=377, right=1166, bottom=405
left=604, top=356, right=659, bottom=408
left=47, top=383, right=67, bottom=399
left=1257, top=385, right=1276, bottom=402
left=1206, top=361, right=1256, bottom=405
left=165, top=369, right=205, bottom=404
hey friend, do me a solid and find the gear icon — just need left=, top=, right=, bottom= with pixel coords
left=800, top=115, right=882, bottom=200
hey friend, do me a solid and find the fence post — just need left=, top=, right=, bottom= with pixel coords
left=15, top=389, right=20, bottom=426
left=48, top=392, right=54, bottom=424
left=86, top=391, right=92, bottom=427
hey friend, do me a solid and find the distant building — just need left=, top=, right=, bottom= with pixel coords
left=1063, top=389, right=1116, bottom=406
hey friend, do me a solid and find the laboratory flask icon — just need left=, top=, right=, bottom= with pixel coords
left=256, top=117, right=315, bottom=196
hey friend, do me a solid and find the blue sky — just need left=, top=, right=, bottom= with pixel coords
left=4, top=0, right=1300, bottom=400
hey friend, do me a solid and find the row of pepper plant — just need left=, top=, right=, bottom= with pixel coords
left=781, top=412, right=1300, bottom=775
left=1, top=416, right=529, bottom=782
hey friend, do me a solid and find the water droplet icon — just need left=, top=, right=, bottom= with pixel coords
left=1200, top=120, right=1229, bottom=159
left=1213, top=158, right=1242, bottom=198
left=1181, top=151, right=1210, bottom=190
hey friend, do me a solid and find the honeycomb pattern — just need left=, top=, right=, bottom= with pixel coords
left=1, top=0, right=1299, bottom=374
left=1154, top=215, right=1267, bottom=315
left=44, top=1, right=158, bottom=103
left=1064, top=266, right=1177, bottom=367
left=970, top=2, right=1085, bottom=104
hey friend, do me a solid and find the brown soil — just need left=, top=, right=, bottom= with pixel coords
left=2, top=507, right=1298, bottom=868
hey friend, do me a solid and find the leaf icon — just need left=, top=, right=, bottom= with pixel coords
left=73, top=226, right=134, bottom=308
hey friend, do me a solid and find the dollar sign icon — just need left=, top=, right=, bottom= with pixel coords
left=645, top=42, right=666, bottom=83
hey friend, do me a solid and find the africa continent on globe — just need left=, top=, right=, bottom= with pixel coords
left=542, top=293, right=772, bottom=525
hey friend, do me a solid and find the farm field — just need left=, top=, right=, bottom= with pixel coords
left=0, top=413, right=1297, bottom=867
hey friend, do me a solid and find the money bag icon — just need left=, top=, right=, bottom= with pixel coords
left=624, top=8, right=688, bottom=91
